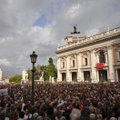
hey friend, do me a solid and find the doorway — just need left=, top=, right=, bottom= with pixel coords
left=84, top=71, right=90, bottom=81
left=99, top=70, right=107, bottom=82
left=117, top=69, right=120, bottom=82
left=72, top=72, right=77, bottom=81
left=62, top=73, right=66, bottom=81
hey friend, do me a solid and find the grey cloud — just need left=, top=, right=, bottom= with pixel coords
left=51, top=0, right=120, bottom=35
left=0, top=0, right=119, bottom=76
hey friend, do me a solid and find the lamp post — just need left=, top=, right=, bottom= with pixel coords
left=30, top=51, right=37, bottom=104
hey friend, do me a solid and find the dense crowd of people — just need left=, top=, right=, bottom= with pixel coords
left=0, top=82, right=120, bottom=120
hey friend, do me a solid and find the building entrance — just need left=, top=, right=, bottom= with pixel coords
left=62, top=73, right=66, bottom=81
left=72, top=72, right=77, bottom=81
left=84, top=71, right=90, bottom=81
left=117, top=69, right=120, bottom=82
left=99, top=70, right=107, bottom=82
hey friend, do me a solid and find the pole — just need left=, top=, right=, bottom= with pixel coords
left=31, top=63, right=35, bottom=104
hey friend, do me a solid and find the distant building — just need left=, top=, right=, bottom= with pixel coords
left=56, top=27, right=120, bottom=83
left=0, top=69, right=2, bottom=80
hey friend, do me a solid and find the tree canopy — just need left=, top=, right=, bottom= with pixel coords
left=9, top=75, right=22, bottom=83
left=28, top=57, right=57, bottom=81
left=41, top=58, right=57, bottom=81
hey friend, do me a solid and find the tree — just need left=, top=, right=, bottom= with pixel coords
left=35, top=64, right=41, bottom=80
left=48, top=57, right=53, bottom=65
left=27, top=57, right=57, bottom=81
left=40, top=65, right=48, bottom=81
left=27, top=65, right=42, bottom=80
left=9, top=75, right=22, bottom=83
left=46, top=57, right=57, bottom=80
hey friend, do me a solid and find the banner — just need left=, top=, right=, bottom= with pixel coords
left=0, top=88, right=8, bottom=95
left=96, top=63, right=105, bottom=69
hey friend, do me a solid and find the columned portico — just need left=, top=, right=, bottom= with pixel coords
left=91, top=50, right=97, bottom=82
left=57, top=58, right=62, bottom=82
left=115, top=69, right=118, bottom=82
left=66, top=56, right=72, bottom=82
left=56, top=27, right=120, bottom=83
left=108, top=46, right=114, bottom=82
left=77, top=53, right=82, bottom=82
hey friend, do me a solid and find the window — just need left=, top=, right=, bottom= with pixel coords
left=84, top=57, right=88, bottom=66
left=73, top=60, right=75, bottom=67
left=99, top=50, right=106, bottom=63
left=61, top=60, right=65, bottom=69
left=119, top=51, right=120, bottom=60
left=63, top=62, right=65, bottom=68
left=83, top=53, right=88, bottom=66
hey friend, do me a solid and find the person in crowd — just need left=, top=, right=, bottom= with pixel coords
left=0, top=82, right=120, bottom=120
left=18, top=111, right=24, bottom=120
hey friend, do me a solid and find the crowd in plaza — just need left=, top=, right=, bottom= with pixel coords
left=0, top=82, right=120, bottom=120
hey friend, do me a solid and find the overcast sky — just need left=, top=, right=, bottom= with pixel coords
left=0, top=0, right=120, bottom=77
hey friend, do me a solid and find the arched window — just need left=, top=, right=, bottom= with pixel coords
left=99, top=50, right=106, bottom=63
left=60, top=58, right=66, bottom=69
left=84, top=57, right=88, bottom=66
left=70, top=55, right=76, bottom=68
left=73, top=60, right=75, bottom=67
left=62, top=62, right=65, bottom=68
left=83, top=54, right=88, bottom=66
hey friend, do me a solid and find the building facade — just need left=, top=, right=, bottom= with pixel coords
left=56, top=27, right=120, bottom=83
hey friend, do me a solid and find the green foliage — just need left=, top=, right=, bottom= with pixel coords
left=45, top=57, right=57, bottom=81
left=40, top=65, right=48, bottom=81
left=46, top=64, right=57, bottom=79
left=39, top=58, right=57, bottom=81
left=28, top=57, right=57, bottom=81
left=9, top=75, right=22, bottom=83
left=48, top=57, right=53, bottom=65
left=35, top=64, right=41, bottom=80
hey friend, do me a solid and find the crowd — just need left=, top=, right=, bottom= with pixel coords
left=0, top=82, right=120, bottom=120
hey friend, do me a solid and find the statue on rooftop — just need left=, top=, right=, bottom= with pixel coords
left=71, top=25, right=80, bottom=34
left=73, top=26, right=77, bottom=33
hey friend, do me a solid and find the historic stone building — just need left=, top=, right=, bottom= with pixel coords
left=56, top=27, right=120, bottom=83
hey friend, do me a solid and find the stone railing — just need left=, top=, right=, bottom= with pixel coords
left=57, top=27, right=120, bottom=51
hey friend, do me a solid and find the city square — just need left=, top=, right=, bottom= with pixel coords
left=0, top=0, right=120, bottom=120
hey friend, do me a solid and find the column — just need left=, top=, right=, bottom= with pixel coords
left=81, top=71, right=84, bottom=82
left=77, top=53, right=83, bottom=82
left=66, top=56, right=72, bottom=82
left=91, top=50, right=98, bottom=82
left=57, top=58, right=62, bottom=82
left=115, top=69, right=118, bottom=82
left=108, top=46, right=115, bottom=82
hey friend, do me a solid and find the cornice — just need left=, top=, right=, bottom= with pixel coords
left=56, top=33, right=120, bottom=54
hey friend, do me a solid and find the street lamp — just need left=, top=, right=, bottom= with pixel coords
left=30, top=51, right=37, bottom=104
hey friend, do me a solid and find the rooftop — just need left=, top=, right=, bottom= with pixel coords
left=57, top=27, right=120, bottom=53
